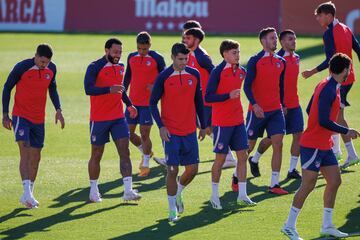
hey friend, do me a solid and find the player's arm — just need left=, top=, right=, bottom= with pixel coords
left=197, top=53, right=215, bottom=74
left=48, top=64, right=62, bottom=111
left=2, top=63, right=22, bottom=116
left=48, top=64, right=65, bottom=129
left=205, top=67, right=230, bottom=103
left=352, top=34, right=360, bottom=62
left=123, top=54, right=132, bottom=91
left=303, top=31, right=335, bottom=79
left=318, top=86, right=348, bottom=134
left=280, top=59, right=286, bottom=108
left=194, top=73, right=206, bottom=140
left=84, top=63, right=112, bottom=96
left=306, top=95, right=314, bottom=115
left=244, top=57, right=257, bottom=105
left=155, top=53, right=166, bottom=73
left=149, top=74, right=166, bottom=129
left=194, top=72, right=205, bottom=129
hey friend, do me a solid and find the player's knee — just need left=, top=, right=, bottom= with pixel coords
left=272, top=139, right=283, bottom=150
left=328, top=177, right=341, bottom=189
left=167, top=166, right=179, bottom=177
left=91, top=146, right=104, bottom=161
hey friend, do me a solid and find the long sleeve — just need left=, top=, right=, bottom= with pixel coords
left=84, top=63, right=110, bottom=96
left=205, top=64, right=230, bottom=103
left=352, top=34, right=360, bottom=62
left=123, top=54, right=132, bottom=91
left=196, top=51, right=215, bottom=74
left=2, top=63, right=23, bottom=114
left=316, top=30, right=335, bottom=72
left=122, top=91, right=132, bottom=107
left=279, top=59, right=286, bottom=106
left=48, top=64, right=61, bottom=110
left=318, top=86, right=348, bottom=134
left=244, top=57, right=257, bottom=105
left=194, top=73, right=205, bottom=129
left=149, top=74, right=166, bottom=129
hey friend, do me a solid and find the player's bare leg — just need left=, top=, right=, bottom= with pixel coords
left=114, top=138, right=141, bottom=201
left=88, top=144, right=105, bottom=203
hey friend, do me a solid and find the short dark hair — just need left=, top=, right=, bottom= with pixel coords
left=36, top=44, right=53, bottom=59
left=137, top=31, right=151, bottom=44
left=105, top=38, right=122, bottom=49
left=183, top=20, right=202, bottom=30
left=329, top=53, right=351, bottom=74
left=171, top=42, right=190, bottom=56
left=315, top=1, right=336, bottom=16
left=184, top=28, right=205, bottom=42
left=279, top=29, right=295, bottom=41
left=259, top=27, right=276, bottom=40
left=219, top=39, right=239, bottom=58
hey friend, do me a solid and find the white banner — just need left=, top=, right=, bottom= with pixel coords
left=0, top=0, right=66, bottom=31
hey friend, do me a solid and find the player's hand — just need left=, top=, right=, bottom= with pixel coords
left=198, top=128, right=206, bottom=141
left=253, top=104, right=265, bottom=118
left=146, top=84, right=154, bottom=92
left=229, top=89, right=241, bottom=99
left=55, top=109, right=65, bottom=129
left=302, top=69, right=316, bottom=79
left=346, top=129, right=360, bottom=139
left=205, top=126, right=212, bottom=136
left=2, top=114, right=12, bottom=130
left=110, top=85, right=125, bottom=94
left=160, top=127, right=171, bottom=142
left=282, top=106, right=288, bottom=116
left=127, top=106, right=138, bottom=119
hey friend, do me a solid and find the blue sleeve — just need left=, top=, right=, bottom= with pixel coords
left=194, top=72, right=206, bottom=129
left=352, top=34, right=360, bottom=62
left=48, top=64, right=61, bottom=110
left=205, top=65, right=230, bottom=103
left=149, top=73, right=166, bottom=129
left=244, top=57, right=257, bottom=105
left=318, top=86, right=348, bottom=134
left=84, top=63, right=111, bottom=96
left=123, top=54, right=132, bottom=91
left=306, top=95, right=314, bottom=115
left=280, top=59, right=285, bottom=106
left=316, top=30, right=335, bottom=72
left=196, top=53, right=214, bottom=74
left=155, top=54, right=166, bottom=73
left=2, top=63, right=24, bottom=114
left=122, top=91, right=132, bottom=107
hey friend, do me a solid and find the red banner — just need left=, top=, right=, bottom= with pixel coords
left=65, top=0, right=281, bottom=33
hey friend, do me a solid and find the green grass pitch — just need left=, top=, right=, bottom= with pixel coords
left=0, top=33, right=359, bottom=240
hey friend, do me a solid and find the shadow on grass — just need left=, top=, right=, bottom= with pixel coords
left=339, top=194, right=360, bottom=238
left=0, top=202, right=123, bottom=240
left=109, top=191, right=254, bottom=240
left=0, top=208, right=32, bottom=224
left=49, top=165, right=166, bottom=208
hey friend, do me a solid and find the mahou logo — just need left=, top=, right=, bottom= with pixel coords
left=135, top=0, right=209, bottom=18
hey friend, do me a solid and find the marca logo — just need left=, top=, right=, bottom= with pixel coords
left=135, top=0, right=209, bottom=18
left=0, top=0, right=66, bottom=31
left=0, top=0, right=45, bottom=23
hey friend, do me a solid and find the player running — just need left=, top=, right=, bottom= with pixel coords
left=302, top=1, right=360, bottom=169
left=282, top=53, right=358, bottom=240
